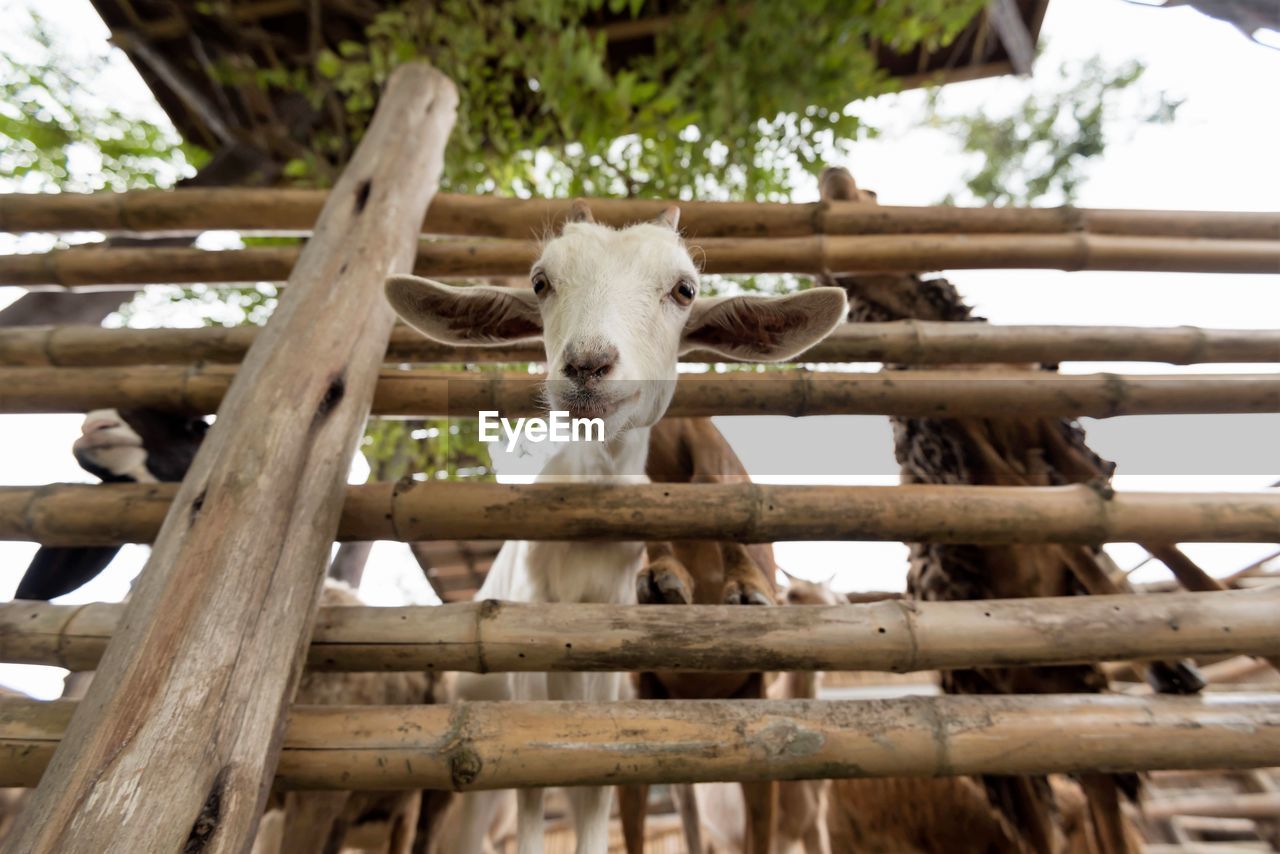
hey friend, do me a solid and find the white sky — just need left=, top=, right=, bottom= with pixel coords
left=1, top=0, right=1278, bottom=698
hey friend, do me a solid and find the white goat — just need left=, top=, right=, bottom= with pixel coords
left=386, top=201, right=846, bottom=854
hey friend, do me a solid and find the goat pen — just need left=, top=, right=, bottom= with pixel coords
left=0, top=62, right=1277, bottom=853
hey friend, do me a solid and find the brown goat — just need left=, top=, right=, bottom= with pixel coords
left=621, top=416, right=780, bottom=854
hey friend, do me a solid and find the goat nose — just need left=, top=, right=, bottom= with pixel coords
left=562, top=345, right=619, bottom=384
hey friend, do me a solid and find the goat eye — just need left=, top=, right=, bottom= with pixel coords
left=532, top=271, right=551, bottom=297
left=671, top=278, right=696, bottom=307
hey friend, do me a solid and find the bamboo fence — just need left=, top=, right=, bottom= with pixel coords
left=2, top=90, right=1279, bottom=849
left=2, top=188, right=1278, bottom=241
left=4, top=233, right=1278, bottom=290
left=3, top=482, right=1278, bottom=545
left=3, top=365, right=1278, bottom=418
left=2, top=321, right=1277, bottom=367
left=0, top=64, right=460, bottom=854
left=1, top=694, right=1277, bottom=791
left=1142, top=792, right=1280, bottom=821
left=0, top=590, right=1274, bottom=674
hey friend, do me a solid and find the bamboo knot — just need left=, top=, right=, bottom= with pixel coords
left=1100, top=372, right=1132, bottom=419
left=1060, top=205, right=1086, bottom=234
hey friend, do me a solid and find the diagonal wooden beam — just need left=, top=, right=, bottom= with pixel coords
left=3, top=64, right=457, bottom=854
left=986, top=0, right=1037, bottom=75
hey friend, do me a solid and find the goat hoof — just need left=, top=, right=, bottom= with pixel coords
left=722, top=580, right=772, bottom=606
left=637, top=561, right=693, bottom=605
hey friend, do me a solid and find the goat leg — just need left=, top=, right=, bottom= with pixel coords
left=618, top=783, right=649, bottom=854
left=720, top=542, right=773, bottom=606
left=637, top=541, right=694, bottom=605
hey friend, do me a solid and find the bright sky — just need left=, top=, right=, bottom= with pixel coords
left=1, top=0, right=1278, bottom=698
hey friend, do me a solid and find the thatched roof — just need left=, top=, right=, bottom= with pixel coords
left=87, top=0, right=1049, bottom=175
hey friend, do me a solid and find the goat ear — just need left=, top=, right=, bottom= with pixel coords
left=652, top=205, right=680, bottom=230
left=385, top=275, right=542, bottom=346
left=679, top=287, right=847, bottom=361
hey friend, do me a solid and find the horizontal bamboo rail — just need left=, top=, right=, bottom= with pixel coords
left=3, top=482, right=1278, bottom=545
left=2, top=189, right=1278, bottom=240
left=1, top=590, right=1274, bottom=673
left=3, top=321, right=1278, bottom=367
left=4, top=233, right=1279, bottom=290
left=3, top=366, right=1278, bottom=418
left=1143, top=791, right=1280, bottom=821
left=1, top=694, right=1277, bottom=790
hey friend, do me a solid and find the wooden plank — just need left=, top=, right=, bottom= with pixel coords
left=2, top=366, right=1278, bottom=418
left=1, top=694, right=1278, bottom=790
left=3, top=321, right=1278, bottom=367
left=2, top=64, right=457, bottom=854
left=3, top=482, right=1279, bottom=545
left=0, top=590, right=1275, bottom=674
left=987, top=0, right=1036, bottom=75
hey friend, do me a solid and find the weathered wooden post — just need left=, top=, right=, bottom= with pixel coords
left=4, top=63, right=457, bottom=853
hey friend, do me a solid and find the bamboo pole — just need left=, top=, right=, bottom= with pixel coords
left=1145, top=543, right=1280, bottom=676
left=1, top=65, right=458, bottom=854
left=0, top=590, right=1274, bottom=674
left=2, top=189, right=1277, bottom=240
left=0, top=694, right=1277, bottom=791
left=3, top=482, right=1278, bottom=545
left=1143, top=792, right=1280, bottom=821
left=2, top=366, right=1278, bottom=418
left=3, top=321, right=1278, bottom=367
left=3, top=232, right=1279, bottom=290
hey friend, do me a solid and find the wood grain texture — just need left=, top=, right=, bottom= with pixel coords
left=2, top=189, right=1276, bottom=240
left=2, top=366, right=1278, bottom=417
left=1, top=694, right=1277, bottom=790
left=2, top=321, right=1277, bottom=367
left=1, top=63, right=457, bottom=854
left=0, top=590, right=1275, bottom=674
left=3, top=482, right=1278, bottom=545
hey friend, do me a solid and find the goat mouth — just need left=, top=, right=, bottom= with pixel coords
left=74, top=436, right=143, bottom=453
left=558, top=390, right=638, bottom=420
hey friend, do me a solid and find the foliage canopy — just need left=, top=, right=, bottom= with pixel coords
left=299, top=0, right=986, bottom=199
